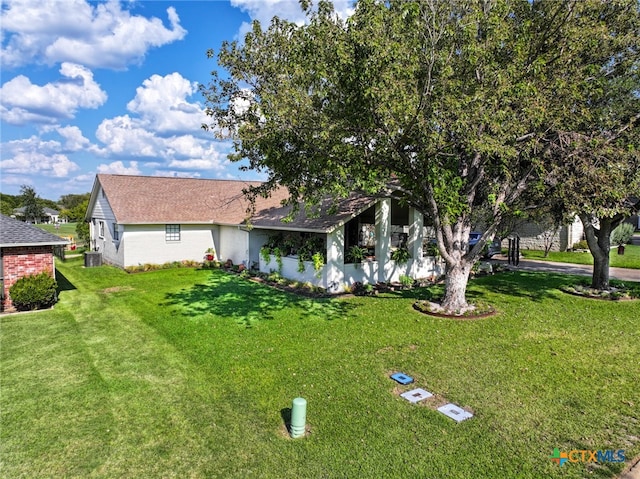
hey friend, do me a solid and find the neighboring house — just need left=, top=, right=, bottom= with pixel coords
left=13, top=207, right=63, bottom=224
left=508, top=216, right=585, bottom=251
left=0, top=214, right=68, bottom=312
left=85, top=174, right=443, bottom=293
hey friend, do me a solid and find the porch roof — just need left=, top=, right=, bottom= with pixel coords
left=250, top=193, right=377, bottom=233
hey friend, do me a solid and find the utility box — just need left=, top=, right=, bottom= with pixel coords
left=84, top=251, right=102, bottom=267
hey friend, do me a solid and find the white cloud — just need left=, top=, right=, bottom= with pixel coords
left=0, top=63, right=107, bottom=125
left=97, top=160, right=141, bottom=175
left=95, top=114, right=161, bottom=157
left=232, top=0, right=354, bottom=39
left=1, top=0, right=187, bottom=69
left=126, top=72, right=206, bottom=134
left=55, top=125, right=92, bottom=151
left=93, top=72, right=229, bottom=172
left=0, top=151, right=80, bottom=178
left=153, top=170, right=202, bottom=179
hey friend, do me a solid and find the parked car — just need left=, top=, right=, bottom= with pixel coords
left=470, top=232, right=502, bottom=258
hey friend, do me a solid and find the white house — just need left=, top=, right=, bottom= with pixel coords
left=85, top=174, right=443, bottom=293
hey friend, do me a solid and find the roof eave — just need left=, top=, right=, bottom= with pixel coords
left=0, top=241, right=69, bottom=248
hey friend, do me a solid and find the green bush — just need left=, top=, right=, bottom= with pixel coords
left=9, top=272, right=58, bottom=311
left=572, top=240, right=589, bottom=250
left=611, top=222, right=635, bottom=246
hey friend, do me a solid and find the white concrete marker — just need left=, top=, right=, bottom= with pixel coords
left=437, top=403, right=473, bottom=422
left=400, top=388, right=433, bottom=403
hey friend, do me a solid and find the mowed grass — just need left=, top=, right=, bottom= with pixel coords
left=35, top=221, right=78, bottom=239
left=521, top=244, right=640, bottom=269
left=1, top=259, right=639, bottom=478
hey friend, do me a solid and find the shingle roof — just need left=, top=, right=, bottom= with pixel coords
left=94, top=174, right=290, bottom=225
left=0, top=214, right=69, bottom=247
left=250, top=193, right=376, bottom=232
left=14, top=207, right=60, bottom=215
left=92, top=174, right=376, bottom=233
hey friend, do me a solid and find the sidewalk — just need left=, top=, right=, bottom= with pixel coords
left=492, top=256, right=640, bottom=283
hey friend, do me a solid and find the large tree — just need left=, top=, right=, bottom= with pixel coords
left=203, top=0, right=639, bottom=312
left=541, top=0, right=640, bottom=290
left=19, top=185, right=44, bottom=223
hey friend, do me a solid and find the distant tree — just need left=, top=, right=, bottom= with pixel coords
left=76, top=220, right=90, bottom=247
left=59, top=193, right=91, bottom=210
left=61, top=199, right=90, bottom=223
left=19, top=185, right=44, bottom=223
left=0, top=193, right=21, bottom=216
left=203, top=0, right=640, bottom=312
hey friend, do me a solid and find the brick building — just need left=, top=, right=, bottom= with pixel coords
left=0, top=214, right=68, bottom=312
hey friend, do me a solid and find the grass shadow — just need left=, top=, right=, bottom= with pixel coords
left=280, top=407, right=292, bottom=435
left=163, top=271, right=355, bottom=328
left=471, top=270, right=581, bottom=302
left=55, top=269, right=76, bottom=292
left=374, top=270, right=584, bottom=304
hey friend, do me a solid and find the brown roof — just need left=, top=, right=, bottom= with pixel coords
left=93, top=174, right=376, bottom=232
left=250, top=193, right=376, bottom=232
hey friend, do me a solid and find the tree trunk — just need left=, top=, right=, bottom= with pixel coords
left=580, top=213, right=615, bottom=290
left=441, top=261, right=473, bottom=312
left=591, top=253, right=610, bottom=290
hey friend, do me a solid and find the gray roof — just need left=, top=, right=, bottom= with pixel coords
left=0, top=214, right=69, bottom=247
left=13, top=207, right=60, bottom=216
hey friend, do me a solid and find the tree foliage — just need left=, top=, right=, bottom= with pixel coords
left=19, top=185, right=44, bottom=222
left=203, top=0, right=640, bottom=311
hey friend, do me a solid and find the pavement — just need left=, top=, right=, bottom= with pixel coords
left=491, top=256, right=640, bottom=283
left=620, top=457, right=640, bottom=479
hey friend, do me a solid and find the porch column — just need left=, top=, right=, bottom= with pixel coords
left=326, top=226, right=344, bottom=294
left=408, top=207, right=424, bottom=276
left=375, top=198, right=391, bottom=283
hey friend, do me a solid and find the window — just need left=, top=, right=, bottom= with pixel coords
left=165, top=224, right=180, bottom=242
left=99, top=221, right=105, bottom=238
left=113, top=223, right=119, bottom=241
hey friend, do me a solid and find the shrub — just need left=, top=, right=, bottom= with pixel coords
left=345, top=245, right=367, bottom=264
left=391, top=247, right=411, bottom=265
left=424, top=242, right=440, bottom=258
left=572, top=240, right=589, bottom=250
left=399, top=274, right=413, bottom=287
left=9, top=272, right=58, bottom=311
left=611, top=222, right=635, bottom=246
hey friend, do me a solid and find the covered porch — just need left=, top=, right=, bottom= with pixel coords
left=257, top=198, right=443, bottom=293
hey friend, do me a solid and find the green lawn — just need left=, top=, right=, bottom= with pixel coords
left=1, top=259, right=639, bottom=478
left=521, top=244, right=640, bottom=269
left=35, top=221, right=78, bottom=239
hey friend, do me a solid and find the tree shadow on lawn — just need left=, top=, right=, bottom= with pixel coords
left=471, top=270, right=582, bottom=302
left=375, top=270, right=578, bottom=303
left=163, top=272, right=354, bottom=328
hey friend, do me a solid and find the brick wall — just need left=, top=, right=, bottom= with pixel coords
left=1, top=246, right=55, bottom=312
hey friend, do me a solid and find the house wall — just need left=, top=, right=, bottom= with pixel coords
left=120, top=224, right=218, bottom=267
left=509, top=216, right=584, bottom=252
left=248, top=229, right=274, bottom=268
left=219, top=226, right=249, bottom=266
left=1, top=245, right=55, bottom=312
left=259, top=254, right=443, bottom=293
left=92, top=218, right=124, bottom=266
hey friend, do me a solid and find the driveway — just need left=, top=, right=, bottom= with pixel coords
left=492, top=256, right=640, bottom=283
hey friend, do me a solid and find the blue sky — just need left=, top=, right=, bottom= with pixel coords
left=0, top=0, right=353, bottom=200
